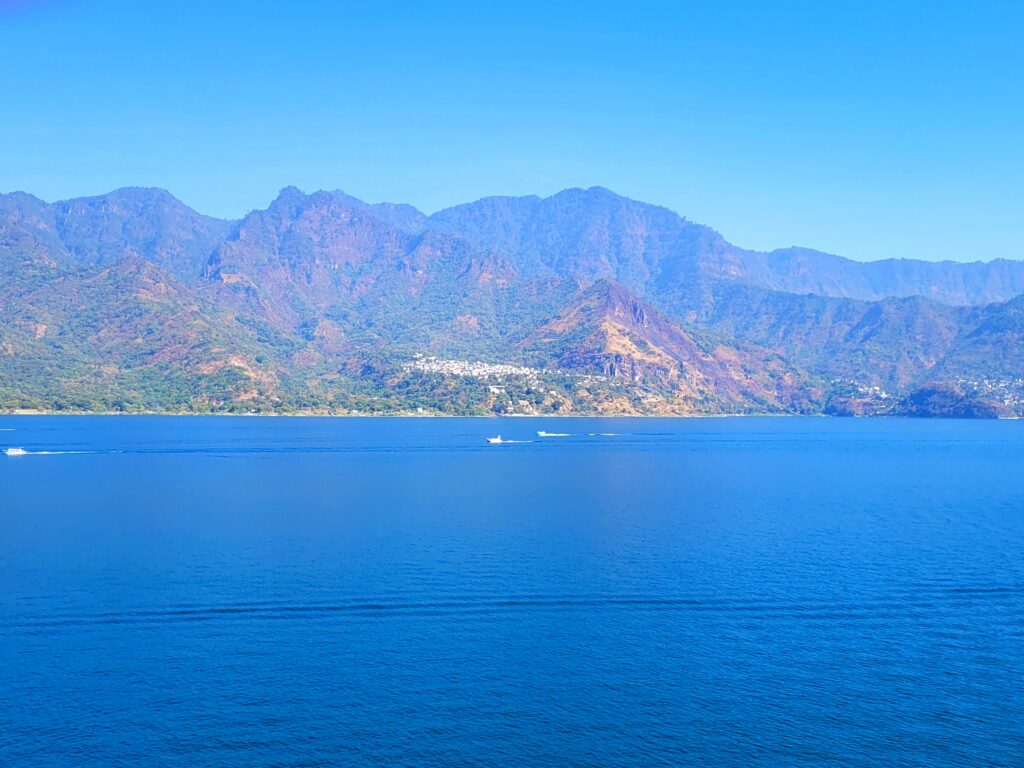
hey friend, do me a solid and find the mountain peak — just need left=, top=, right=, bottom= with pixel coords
left=46, top=187, right=234, bottom=281
left=0, top=190, right=51, bottom=208
left=269, top=185, right=308, bottom=210
left=55, top=186, right=187, bottom=211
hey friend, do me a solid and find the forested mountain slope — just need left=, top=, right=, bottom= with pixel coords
left=2, top=186, right=1021, bottom=415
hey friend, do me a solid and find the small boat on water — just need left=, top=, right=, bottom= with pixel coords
left=5, top=447, right=28, bottom=456
left=485, top=435, right=531, bottom=444
left=537, top=431, right=570, bottom=437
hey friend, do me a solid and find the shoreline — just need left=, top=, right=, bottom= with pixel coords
left=0, top=410, right=807, bottom=418
left=0, top=411, right=1014, bottom=420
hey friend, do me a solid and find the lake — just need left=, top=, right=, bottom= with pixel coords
left=1, top=416, right=1022, bottom=767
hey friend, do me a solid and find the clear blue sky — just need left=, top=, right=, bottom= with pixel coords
left=1, top=0, right=1021, bottom=261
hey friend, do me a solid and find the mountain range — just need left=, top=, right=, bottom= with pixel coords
left=2, top=185, right=1022, bottom=416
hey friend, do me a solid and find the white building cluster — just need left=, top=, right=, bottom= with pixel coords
left=402, top=357, right=545, bottom=383
left=401, top=356, right=607, bottom=386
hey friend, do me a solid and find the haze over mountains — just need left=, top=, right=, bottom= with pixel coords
left=2, top=185, right=1022, bottom=416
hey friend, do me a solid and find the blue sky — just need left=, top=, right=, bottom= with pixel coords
left=1, top=0, right=1021, bottom=261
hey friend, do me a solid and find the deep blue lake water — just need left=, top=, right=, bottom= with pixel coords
left=1, top=416, right=1022, bottom=767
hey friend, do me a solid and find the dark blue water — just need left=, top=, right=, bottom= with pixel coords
left=2, top=417, right=1022, bottom=767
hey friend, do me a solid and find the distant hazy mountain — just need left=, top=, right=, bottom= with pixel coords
left=432, top=187, right=1024, bottom=306
left=691, top=283, right=966, bottom=389
left=2, top=185, right=1022, bottom=415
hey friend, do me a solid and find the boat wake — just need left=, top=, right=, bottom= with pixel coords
left=486, top=435, right=532, bottom=444
left=4, top=448, right=92, bottom=457
left=28, top=450, right=91, bottom=455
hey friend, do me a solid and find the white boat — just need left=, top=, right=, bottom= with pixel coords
left=5, top=447, right=28, bottom=456
left=486, top=435, right=505, bottom=444
left=537, top=431, right=570, bottom=437
left=486, top=435, right=532, bottom=444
